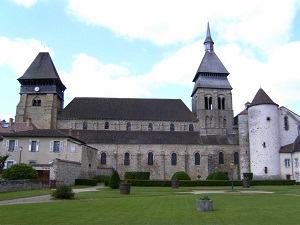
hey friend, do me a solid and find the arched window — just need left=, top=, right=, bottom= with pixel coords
left=195, top=152, right=200, bottom=165
left=218, top=152, right=224, bottom=164
left=171, top=153, right=177, bottom=165
left=170, top=123, right=175, bottom=131
left=189, top=124, right=194, bottom=131
left=148, top=152, right=153, bottom=165
left=126, top=122, right=131, bottom=131
left=104, top=121, right=109, bottom=130
left=148, top=123, right=153, bottom=131
left=205, top=96, right=212, bottom=110
left=32, top=97, right=41, bottom=106
left=101, top=152, right=106, bottom=165
left=234, top=152, right=239, bottom=165
left=218, top=97, right=225, bottom=110
left=284, top=116, right=289, bottom=131
left=83, top=121, right=88, bottom=130
left=124, top=152, right=130, bottom=165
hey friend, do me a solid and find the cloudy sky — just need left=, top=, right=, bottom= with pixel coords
left=1, top=0, right=300, bottom=121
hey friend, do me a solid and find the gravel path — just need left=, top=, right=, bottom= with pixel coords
left=0, top=184, right=103, bottom=206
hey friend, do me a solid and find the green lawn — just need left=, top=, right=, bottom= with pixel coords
left=1, top=185, right=300, bottom=225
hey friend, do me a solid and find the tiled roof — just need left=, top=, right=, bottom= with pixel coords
left=0, top=121, right=37, bottom=135
left=60, top=129, right=239, bottom=145
left=279, top=143, right=294, bottom=153
left=249, top=88, right=278, bottom=108
left=58, top=98, right=198, bottom=122
left=1, top=129, right=84, bottom=144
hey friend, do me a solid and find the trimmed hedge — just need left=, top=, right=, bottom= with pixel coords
left=124, top=172, right=150, bottom=180
left=92, top=175, right=111, bottom=183
left=171, top=171, right=191, bottom=180
left=243, top=173, right=253, bottom=180
left=127, top=179, right=296, bottom=187
left=75, top=179, right=97, bottom=186
left=206, top=172, right=229, bottom=180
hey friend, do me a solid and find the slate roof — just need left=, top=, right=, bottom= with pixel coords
left=249, top=88, right=278, bottom=108
left=1, top=129, right=84, bottom=144
left=18, top=52, right=66, bottom=90
left=58, top=98, right=198, bottom=122
left=60, top=129, right=239, bottom=145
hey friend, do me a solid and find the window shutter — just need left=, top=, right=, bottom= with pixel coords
left=50, top=141, right=54, bottom=152
left=14, top=140, right=18, bottom=152
left=59, top=141, right=63, bottom=152
left=5, top=140, right=9, bottom=151
left=36, top=140, right=39, bottom=152
left=28, top=139, right=32, bottom=152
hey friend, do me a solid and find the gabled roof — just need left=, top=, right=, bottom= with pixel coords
left=18, top=52, right=66, bottom=90
left=249, top=88, right=278, bottom=108
left=58, top=98, right=198, bottom=122
left=59, top=129, right=239, bottom=145
left=2, top=129, right=84, bottom=144
left=0, top=120, right=37, bottom=135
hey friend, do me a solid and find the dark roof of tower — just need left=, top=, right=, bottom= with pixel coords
left=58, top=98, right=198, bottom=122
left=249, top=88, right=278, bottom=108
left=59, top=129, right=239, bottom=145
left=18, top=52, right=66, bottom=90
left=192, top=23, right=231, bottom=96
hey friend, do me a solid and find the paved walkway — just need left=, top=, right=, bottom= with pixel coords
left=0, top=184, right=103, bottom=206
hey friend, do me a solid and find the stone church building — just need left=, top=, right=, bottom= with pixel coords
left=2, top=23, right=300, bottom=182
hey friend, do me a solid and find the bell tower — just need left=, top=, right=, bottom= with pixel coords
left=15, top=52, right=66, bottom=129
left=191, top=23, right=234, bottom=135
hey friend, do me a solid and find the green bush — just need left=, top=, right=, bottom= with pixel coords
left=51, top=185, right=75, bottom=199
left=124, top=172, right=150, bottom=180
left=109, top=170, right=121, bottom=189
left=104, top=179, right=109, bottom=186
left=171, top=171, right=191, bottom=180
left=206, top=172, right=229, bottom=180
left=75, top=179, right=97, bottom=186
left=243, top=173, right=253, bottom=180
left=1, top=163, right=38, bottom=180
left=92, top=175, right=111, bottom=183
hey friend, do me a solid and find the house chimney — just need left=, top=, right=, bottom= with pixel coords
left=27, top=117, right=32, bottom=127
left=9, top=118, right=13, bottom=127
left=69, top=128, right=73, bottom=136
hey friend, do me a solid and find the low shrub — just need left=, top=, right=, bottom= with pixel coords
left=104, top=179, right=109, bottom=186
left=124, top=172, right=150, bottom=180
left=109, top=171, right=120, bottom=189
left=92, top=175, right=111, bottom=183
left=171, top=171, right=191, bottom=180
left=75, top=179, right=97, bottom=186
left=1, top=163, right=38, bottom=180
left=206, top=172, right=229, bottom=180
left=243, top=173, right=253, bottom=180
left=51, top=185, right=75, bottom=199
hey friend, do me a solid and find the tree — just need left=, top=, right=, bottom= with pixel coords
left=0, top=153, right=10, bottom=169
left=1, top=163, right=38, bottom=180
left=109, top=170, right=121, bottom=189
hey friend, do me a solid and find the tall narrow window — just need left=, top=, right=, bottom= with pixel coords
left=124, top=152, right=130, bottom=165
left=6, top=140, right=18, bottom=152
left=101, top=152, right=107, bottom=165
left=148, top=152, right=153, bottom=165
left=205, top=96, right=212, bottom=110
left=234, top=152, right=239, bottom=165
left=126, top=122, right=131, bottom=131
left=104, top=121, right=109, bottom=130
left=171, top=153, right=177, bottom=165
left=148, top=123, right=153, bottom=131
left=284, top=116, right=289, bottom=131
left=32, top=97, right=41, bottom=106
left=170, top=123, right=175, bottom=131
left=83, top=121, right=88, bottom=130
left=195, top=152, right=200, bottom=165
left=218, top=152, right=224, bottom=164
left=50, top=141, right=63, bottom=153
left=29, top=140, right=39, bottom=152
left=189, top=124, right=194, bottom=131
left=222, top=98, right=225, bottom=110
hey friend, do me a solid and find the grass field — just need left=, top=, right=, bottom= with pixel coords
left=0, top=185, right=300, bottom=225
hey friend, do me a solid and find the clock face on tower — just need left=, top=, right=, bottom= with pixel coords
left=34, top=86, right=40, bottom=92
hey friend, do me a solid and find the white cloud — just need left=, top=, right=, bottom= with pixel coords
left=0, top=37, right=52, bottom=76
left=11, top=0, right=37, bottom=8
left=66, top=0, right=299, bottom=52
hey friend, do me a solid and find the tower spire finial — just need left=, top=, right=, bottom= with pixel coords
left=204, top=22, right=214, bottom=52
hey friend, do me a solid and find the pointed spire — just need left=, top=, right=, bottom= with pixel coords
left=249, top=88, right=278, bottom=108
left=204, top=22, right=214, bottom=52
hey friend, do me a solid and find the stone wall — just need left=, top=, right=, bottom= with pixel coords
left=0, top=179, right=42, bottom=192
